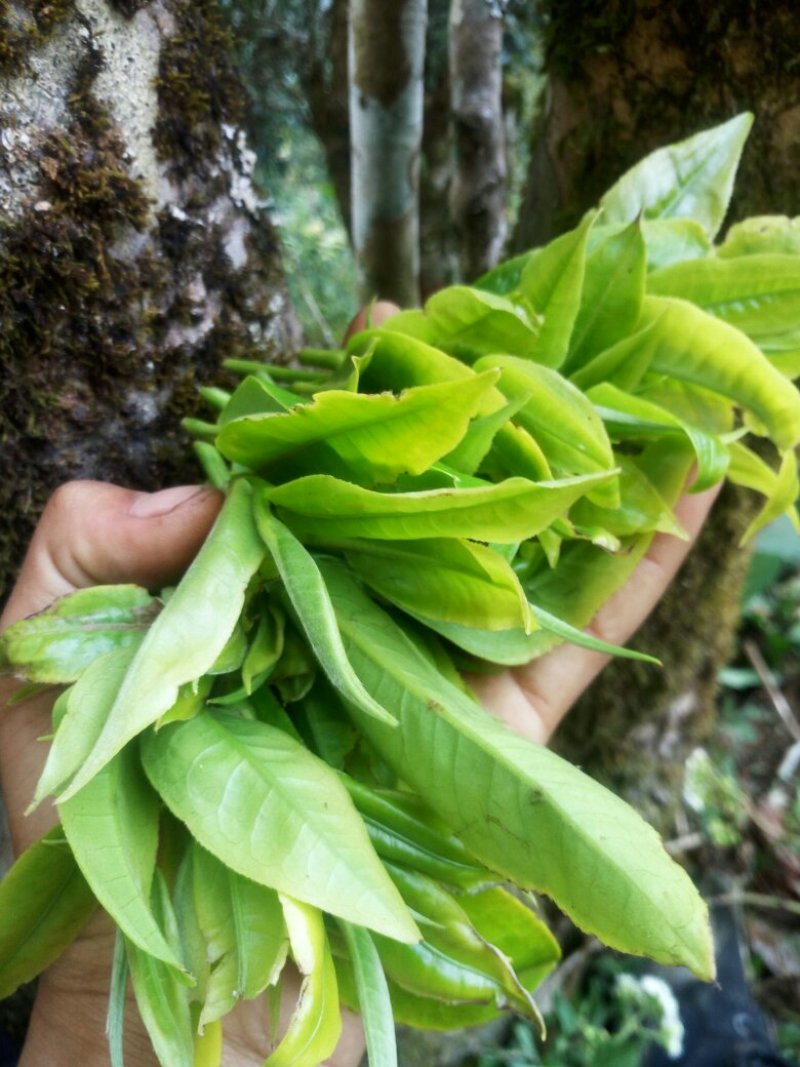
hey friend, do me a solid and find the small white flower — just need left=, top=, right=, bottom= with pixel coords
left=640, top=975, right=684, bottom=1059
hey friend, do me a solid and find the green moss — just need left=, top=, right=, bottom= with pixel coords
left=153, top=0, right=244, bottom=180
left=0, top=36, right=166, bottom=593
left=1, top=0, right=293, bottom=600
left=0, top=0, right=75, bottom=77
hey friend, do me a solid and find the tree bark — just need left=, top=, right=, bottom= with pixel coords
left=348, top=0, right=428, bottom=306
left=0, top=0, right=298, bottom=606
left=449, top=0, right=507, bottom=279
left=302, top=0, right=353, bottom=236
left=0, top=0, right=299, bottom=1043
left=516, top=0, right=799, bottom=816
left=418, top=0, right=457, bottom=298
left=514, top=0, right=800, bottom=251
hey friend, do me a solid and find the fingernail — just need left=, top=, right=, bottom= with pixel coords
left=128, top=485, right=209, bottom=518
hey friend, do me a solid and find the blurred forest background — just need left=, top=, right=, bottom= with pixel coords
left=1, top=0, right=799, bottom=1061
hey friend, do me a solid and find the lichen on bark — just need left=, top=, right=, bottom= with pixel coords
left=0, top=0, right=297, bottom=603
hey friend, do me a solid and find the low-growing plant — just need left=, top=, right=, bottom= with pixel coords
left=2, top=114, right=800, bottom=1066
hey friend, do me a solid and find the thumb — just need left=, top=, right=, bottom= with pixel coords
left=2, top=481, right=223, bottom=627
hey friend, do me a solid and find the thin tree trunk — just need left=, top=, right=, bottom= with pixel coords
left=449, top=0, right=507, bottom=280
left=419, top=0, right=457, bottom=298
left=302, top=0, right=352, bottom=235
left=348, top=0, right=428, bottom=306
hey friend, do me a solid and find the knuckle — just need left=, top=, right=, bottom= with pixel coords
left=43, top=480, right=94, bottom=522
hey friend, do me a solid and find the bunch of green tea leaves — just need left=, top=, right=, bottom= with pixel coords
left=2, top=114, right=800, bottom=1067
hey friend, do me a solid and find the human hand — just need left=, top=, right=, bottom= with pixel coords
left=0, top=482, right=368, bottom=1067
left=344, top=303, right=722, bottom=747
left=0, top=317, right=718, bottom=1066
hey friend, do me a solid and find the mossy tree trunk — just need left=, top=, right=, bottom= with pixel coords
left=0, top=0, right=298, bottom=608
left=515, top=0, right=800, bottom=820
left=513, top=0, right=800, bottom=250
left=448, top=0, right=507, bottom=280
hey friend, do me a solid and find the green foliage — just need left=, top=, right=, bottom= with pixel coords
left=477, top=960, right=685, bottom=1067
left=2, top=116, right=800, bottom=1064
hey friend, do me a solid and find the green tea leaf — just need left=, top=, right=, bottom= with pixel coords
left=352, top=329, right=475, bottom=392
left=189, top=843, right=287, bottom=1026
left=635, top=377, right=735, bottom=435
left=253, top=500, right=397, bottom=724
left=193, top=1020, right=222, bottom=1067
left=404, top=614, right=556, bottom=666
left=517, top=210, right=597, bottom=366
left=322, top=560, right=714, bottom=980
left=649, top=254, right=800, bottom=352
left=341, top=536, right=535, bottom=633
left=524, top=441, right=694, bottom=631
left=717, top=214, right=800, bottom=258
left=570, top=454, right=688, bottom=538
left=342, top=777, right=492, bottom=890
left=423, top=286, right=541, bottom=363
left=217, top=374, right=499, bottom=483
left=382, top=863, right=543, bottom=1027
left=219, top=375, right=297, bottom=426
left=727, top=444, right=800, bottom=544
left=473, top=355, right=617, bottom=496
left=458, top=886, right=560, bottom=979
left=599, top=113, right=753, bottom=238
left=141, top=711, right=419, bottom=943
left=190, top=845, right=240, bottom=1026
left=267, top=471, right=614, bottom=544
left=242, top=604, right=284, bottom=693
left=339, top=921, right=397, bottom=1067
left=588, top=381, right=730, bottom=492
left=33, top=643, right=141, bottom=806
left=59, top=745, right=185, bottom=973
left=640, top=218, right=712, bottom=270
left=229, top=872, right=288, bottom=1000
left=531, top=604, right=660, bottom=664
left=59, top=480, right=265, bottom=801
left=474, top=249, right=535, bottom=295
left=107, top=931, right=128, bottom=1067
left=0, top=584, right=157, bottom=684
left=336, top=957, right=501, bottom=1031
left=641, top=295, right=800, bottom=451
left=768, top=348, right=800, bottom=379
left=126, top=874, right=194, bottom=1067
left=442, top=394, right=530, bottom=475
left=570, top=316, right=664, bottom=393
left=0, top=827, right=96, bottom=998
left=264, top=897, right=342, bottom=1067
left=566, top=220, right=647, bottom=372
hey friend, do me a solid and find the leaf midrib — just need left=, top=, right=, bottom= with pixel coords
left=339, top=610, right=707, bottom=968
